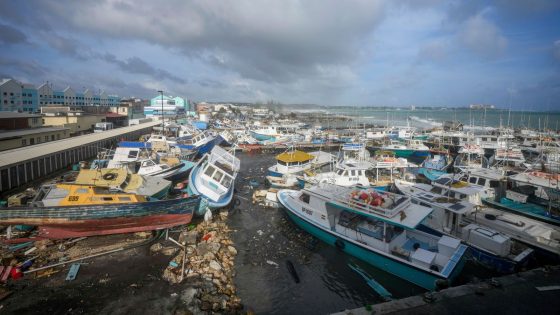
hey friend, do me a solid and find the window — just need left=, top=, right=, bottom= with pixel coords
left=51, top=135, right=55, bottom=141
left=469, top=177, right=477, bottom=184
left=212, top=170, right=224, bottom=182
left=490, top=180, right=500, bottom=188
left=477, top=178, right=486, bottom=186
left=300, top=193, right=310, bottom=204
left=30, top=138, right=35, bottom=145
left=21, top=139, right=27, bottom=146
left=45, top=136, right=49, bottom=142
left=204, top=165, right=216, bottom=177
left=221, top=176, right=232, bottom=188
left=57, top=134, right=60, bottom=140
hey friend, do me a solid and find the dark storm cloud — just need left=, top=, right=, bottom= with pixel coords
left=33, top=0, right=387, bottom=83
left=101, top=54, right=186, bottom=84
left=0, top=57, right=48, bottom=77
left=0, top=23, right=28, bottom=44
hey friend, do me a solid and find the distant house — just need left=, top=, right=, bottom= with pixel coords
left=443, top=120, right=463, bottom=131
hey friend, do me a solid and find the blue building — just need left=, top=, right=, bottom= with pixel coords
left=145, top=94, right=187, bottom=118
left=0, top=78, right=122, bottom=112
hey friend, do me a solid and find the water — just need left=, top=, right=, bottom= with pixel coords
left=321, top=107, right=560, bottom=130
left=229, top=152, right=490, bottom=314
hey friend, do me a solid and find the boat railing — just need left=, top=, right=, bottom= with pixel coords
left=331, top=190, right=410, bottom=219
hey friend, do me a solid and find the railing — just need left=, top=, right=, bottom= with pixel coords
left=331, top=192, right=410, bottom=219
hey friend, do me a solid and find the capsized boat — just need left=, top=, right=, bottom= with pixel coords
left=0, top=184, right=200, bottom=239
left=186, top=146, right=240, bottom=215
left=277, top=184, right=468, bottom=290
left=395, top=180, right=534, bottom=273
left=74, top=168, right=171, bottom=199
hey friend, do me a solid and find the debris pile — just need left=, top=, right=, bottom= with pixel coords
left=159, top=209, right=242, bottom=313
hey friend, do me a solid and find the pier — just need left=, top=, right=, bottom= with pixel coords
left=0, top=121, right=160, bottom=196
left=332, top=266, right=560, bottom=315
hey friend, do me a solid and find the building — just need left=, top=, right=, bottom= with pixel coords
left=0, top=112, right=69, bottom=151
left=470, top=104, right=495, bottom=110
left=145, top=94, right=187, bottom=118
left=0, top=78, right=121, bottom=112
left=41, top=107, right=106, bottom=135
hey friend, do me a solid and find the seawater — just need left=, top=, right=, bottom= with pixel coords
left=230, top=152, right=492, bottom=314
left=323, top=107, right=560, bottom=130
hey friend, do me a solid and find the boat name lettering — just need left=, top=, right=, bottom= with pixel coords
left=68, top=196, right=79, bottom=202
left=302, top=207, right=313, bottom=215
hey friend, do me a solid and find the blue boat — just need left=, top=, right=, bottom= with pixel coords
left=185, top=146, right=240, bottom=215
left=278, top=184, right=468, bottom=290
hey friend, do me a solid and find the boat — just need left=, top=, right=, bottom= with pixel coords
left=277, top=184, right=468, bottom=290
left=106, top=147, right=194, bottom=181
left=395, top=180, right=534, bottom=273
left=176, top=131, right=222, bottom=158
left=73, top=168, right=171, bottom=199
left=484, top=171, right=560, bottom=225
left=266, top=148, right=335, bottom=182
left=0, top=184, right=201, bottom=239
left=298, top=159, right=372, bottom=188
left=186, top=146, right=240, bottom=215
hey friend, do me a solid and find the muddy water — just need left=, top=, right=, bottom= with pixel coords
left=229, top=152, right=428, bottom=314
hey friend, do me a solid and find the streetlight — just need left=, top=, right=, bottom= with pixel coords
left=157, top=90, right=164, bottom=134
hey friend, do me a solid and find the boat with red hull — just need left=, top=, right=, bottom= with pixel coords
left=0, top=184, right=201, bottom=241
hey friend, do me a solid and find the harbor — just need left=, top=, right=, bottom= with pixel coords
left=1, top=2, right=560, bottom=314
left=0, top=112, right=559, bottom=313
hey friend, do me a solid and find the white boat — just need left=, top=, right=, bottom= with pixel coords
left=395, top=180, right=534, bottom=273
left=298, top=159, right=372, bottom=188
left=186, top=146, right=240, bottom=215
left=277, top=184, right=467, bottom=290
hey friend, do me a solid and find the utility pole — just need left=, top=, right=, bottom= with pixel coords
left=158, top=90, right=165, bottom=135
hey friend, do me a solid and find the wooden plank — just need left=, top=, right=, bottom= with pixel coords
left=65, top=263, right=80, bottom=281
left=1, top=266, right=12, bottom=282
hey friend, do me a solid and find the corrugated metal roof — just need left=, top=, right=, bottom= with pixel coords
left=0, top=121, right=159, bottom=168
left=0, top=127, right=69, bottom=140
left=0, top=112, right=41, bottom=119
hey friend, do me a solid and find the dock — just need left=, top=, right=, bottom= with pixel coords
left=0, top=121, right=160, bottom=196
left=332, top=266, right=560, bottom=315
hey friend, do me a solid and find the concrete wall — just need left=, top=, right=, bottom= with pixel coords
left=43, top=115, right=105, bottom=135
left=0, top=129, right=70, bottom=151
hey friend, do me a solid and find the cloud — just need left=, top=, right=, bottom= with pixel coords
left=32, top=0, right=387, bottom=84
left=101, top=54, right=186, bottom=84
left=0, top=23, right=28, bottom=44
left=0, top=57, right=49, bottom=77
left=554, top=40, right=560, bottom=61
left=460, top=13, right=508, bottom=58
left=44, top=33, right=90, bottom=59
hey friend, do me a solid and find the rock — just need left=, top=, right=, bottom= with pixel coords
left=150, top=243, right=163, bottom=252
left=203, top=252, right=215, bottom=261
left=134, top=231, right=152, bottom=238
left=161, top=247, right=180, bottom=256
left=181, top=287, right=198, bottom=305
left=227, top=246, right=237, bottom=256
left=209, top=260, right=222, bottom=272
left=256, top=230, right=264, bottom=236
left=181, top=231, right=198, bottom=245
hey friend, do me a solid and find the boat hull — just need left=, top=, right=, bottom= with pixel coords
left=186, top=163, right=234, bottom=215
left=0, top=196, right=200, bottom=239
left=278, top=192, right=465, bottom=290
left=250, top=131, right=276, bottom=141
left=483, top=198, right=560, bottom=226
left=417, top=225, right=521, bottom=274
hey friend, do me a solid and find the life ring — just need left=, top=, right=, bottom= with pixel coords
left=335, top=238, right=345, bottom=250
left=102, top=173, right=117, bottom=180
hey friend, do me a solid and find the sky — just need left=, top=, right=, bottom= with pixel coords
left=0, top=0, right=559, bottom=110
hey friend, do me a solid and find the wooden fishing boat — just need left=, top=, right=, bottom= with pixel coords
left=0, top=184, right=200, bottom=240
